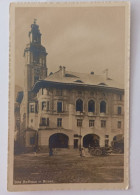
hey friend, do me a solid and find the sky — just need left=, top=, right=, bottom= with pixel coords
left=15, top=6, right=125, bottom=88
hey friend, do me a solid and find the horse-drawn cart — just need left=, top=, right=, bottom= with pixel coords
left=89, top=146, right=112, bottom=156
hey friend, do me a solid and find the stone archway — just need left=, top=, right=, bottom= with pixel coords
left=49, top=133, right=69, bottom=148
left=112, top=134, right=124, bottom=153
left=83, top=134, right=100, bottom=148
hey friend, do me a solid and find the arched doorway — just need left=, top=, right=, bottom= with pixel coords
left=49, top=133, right=69, bottom=148
left=83, top=134, right=100, bottom=148
left=112, top=134, right=124, bottom=153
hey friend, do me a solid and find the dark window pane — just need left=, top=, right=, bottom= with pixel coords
left=89, top=120, right=94, bottom=127
left=57, top=118, right=62, bottom=127
left=100, top=101, right=106, bottom=113
left=76, top=99, right=83, bottom=112
left=57, top=102, right=62, bottom=113
left=101, top=120, right=106, bottom=128
left=41, top=118, right=46, bottom=125
left=88, top=100, right=95, bottom=112
left=77, top=119, right=82, bottom=127
left=118, top=107, right=122, bottom=114
left=118, top=121, right=121, bottom=128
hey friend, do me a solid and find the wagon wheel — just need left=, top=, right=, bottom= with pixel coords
left=94, top=149, right=102, bottom=156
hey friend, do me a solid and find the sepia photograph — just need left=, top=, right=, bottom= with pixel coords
left=8, top=2, right=130, bottom=191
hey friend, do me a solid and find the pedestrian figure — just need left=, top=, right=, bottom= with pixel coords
left=88, top=144, right=91, bottom=152
left=34, top=145, right=37, bottom=157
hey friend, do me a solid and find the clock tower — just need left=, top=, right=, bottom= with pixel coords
left=23, top=20, right=48, bottom=128
left=24, top=19, right=48, bottom=91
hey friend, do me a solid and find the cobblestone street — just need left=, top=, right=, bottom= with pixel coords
left=14, top=149, right=124, bottom=184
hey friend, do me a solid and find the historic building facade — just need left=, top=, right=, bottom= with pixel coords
left=16, top=21, right=124, bottom=152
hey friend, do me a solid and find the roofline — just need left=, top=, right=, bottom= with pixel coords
left=32, top=80, right=124, bottom=94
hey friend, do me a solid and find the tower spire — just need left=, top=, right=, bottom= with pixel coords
left=24, top=21, right=48, bottom=91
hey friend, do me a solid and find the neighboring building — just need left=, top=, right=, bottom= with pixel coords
left=16, top=21, right=124, bottom=152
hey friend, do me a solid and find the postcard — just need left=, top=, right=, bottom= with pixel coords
left=8, top=2, right=130, bottom=191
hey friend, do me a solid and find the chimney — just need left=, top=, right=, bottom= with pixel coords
left=62, top=66, right=66, bottom=77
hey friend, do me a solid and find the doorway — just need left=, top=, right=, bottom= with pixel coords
left=74, top=139, right=78, bottom=149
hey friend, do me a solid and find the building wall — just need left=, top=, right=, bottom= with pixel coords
left=27, top=87, right=124, bottom=149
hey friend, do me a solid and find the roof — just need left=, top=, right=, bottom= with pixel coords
left=32, top=67, right=124, bottom=93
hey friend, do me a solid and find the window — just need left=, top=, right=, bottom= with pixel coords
left=76, top=99, right=83, bottom=112
left=30, top=137, right=35, bottom=145
left=77, top=119, right=82, bottom=127
left=56, top=90, right=62, bottom=96
left=57, top=118, right=62, bottom=127
left=118, top=107, right=122, bottom=115
left=100, top=101, right=106, bottom=113
left=74, top=139, right=78, bottom=149
left=101, top=120, right=106, bottom=128
left=88, top=100, right=95, bottom=112
left=41, top=118, right=46, bottom=126
left=57, top=101, right=62, bottom=113
left=31, top=119, right=33, bottom=123
left=105, top=135, right=109, bottom=138
left=40, top=118, right=49, bottom=126
left=118, top=121, right=121, bottom=128
left=89, top=120, right=94, bottom=127
left=30, top=105, right=34, bottom=113
left=47, top=101, right=50, bottom=111
left=42, top=101, right=46, bottom=110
